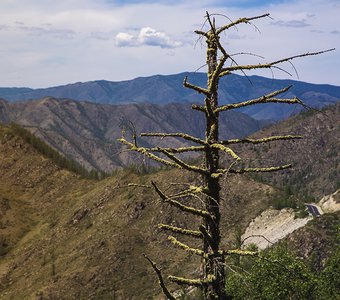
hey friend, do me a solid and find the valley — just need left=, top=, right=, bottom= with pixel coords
left=0, top=124, right=279, bottom=299
left=0, top=101, right=338, bottom=298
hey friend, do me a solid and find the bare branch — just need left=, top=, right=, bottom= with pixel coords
left=161, top=150, right=208, bottom=175
left=119, top=118, right=138, bottom=146
left=209, top=13, right=234, bottom=25
left=151, top=181, right=212, bottom=218
left=191, top=103, right=206, bottom=112
left=143, top=254, right=175, bottom=300
left=210, top=143, right=241, bottom=160
left=194, top=30, right=208, bottom=37
left=231, top=52, right=265, bottom=59
left=119, top=138, right=184, bottom=169
left=165, top=185, right=206, bottom=198
left=287, top=60, right=299, bottom=79
left=212, top=164, right=292, bottom=178
left=168, top=276, right=204, bottom=287
left=229, top=164, right=292, bottom=174
left=163, top=185, right=208, bottom=202
left=221, top=249, right=258, bottom=256
left=221, top=135, right=303, bottom=145
left=140, top=132, right=206, bottom=145
left=206, top=12, right=251, bottom=87
left=120, top=138, right=208, bottom=174
left=193, top=63, right=208, bottom=73
left=219, top=96, right=302, bottom=112
left=183, top=76, right=210, bottom=96
left=271, top=65, right=293, bottom=77
left=168, top=236, right=204, bottom=256
left=242, top=234, right=274, bottom=246
left=217, top=14, right=270, bottom=35
left=219, top=49, right=335, bottom=76
left=158, top=224, right=202, bottom=238
left=215, top=85, right=299, bottom=113
left=149, top=145, right=205, bottom=154
left=169, top=274, right=215, bottom=287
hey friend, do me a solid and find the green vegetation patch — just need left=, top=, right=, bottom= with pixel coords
left=9, top=123, right=101, bottom=179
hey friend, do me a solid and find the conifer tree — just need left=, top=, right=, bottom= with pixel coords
left=119, top=12, right=333, bottom=300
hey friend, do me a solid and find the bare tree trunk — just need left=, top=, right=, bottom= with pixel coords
left=119, top=11, right=333, bottom=300
left=202, top=29, right=227, bottom=300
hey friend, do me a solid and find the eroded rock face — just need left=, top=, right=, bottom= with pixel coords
left=242, top=190, right=340, bottom=250
left=319, top=189, right=340, bottom=213
left=242, top=208, right=312, bottom=249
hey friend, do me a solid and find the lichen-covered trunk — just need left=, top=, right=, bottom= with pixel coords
left=202, top=32, right=228, bottom=300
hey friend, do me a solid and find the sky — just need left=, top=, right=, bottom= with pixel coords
left=0, top=0, right=339, bottom=88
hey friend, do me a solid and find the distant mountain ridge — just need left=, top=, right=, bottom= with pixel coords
left=1, top=72, right=339, bottom=121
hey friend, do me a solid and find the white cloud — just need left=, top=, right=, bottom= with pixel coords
left=115, top=27, right=183, bottom=48
left=138, top=27, right=182, bottom=48
left=115, top=32, right=137, bottom=47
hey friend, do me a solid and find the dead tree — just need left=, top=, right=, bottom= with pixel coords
left=119, top=12, right=333, bottom=300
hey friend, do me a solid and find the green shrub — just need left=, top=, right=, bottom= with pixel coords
left=226, top=246, right=316, bottom=299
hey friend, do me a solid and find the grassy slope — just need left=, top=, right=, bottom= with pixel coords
left=0, top=124, right=280, bottom=299
left=1, top=102, right=339, bottom=299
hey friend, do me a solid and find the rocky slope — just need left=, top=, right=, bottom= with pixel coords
left=242, top=208, right=312, bottom=250
left=319, top=190, right=340, bottom=213
left=242, top=189, right=339, bottom=250
left=0, top=97, right=262, bottom=172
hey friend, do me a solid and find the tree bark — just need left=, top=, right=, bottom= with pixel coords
left=202, top=30, right=228, bottom=300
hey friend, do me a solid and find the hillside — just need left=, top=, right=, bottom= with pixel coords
left=231, top=103, right=340, bottom=199
left=0, top=124, right=281, bottom=299
left=0, top=109, right=338, bottom=298
left=0, top=97, right=262, bottom=172
left=1, top=72, right=339, bottom=121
